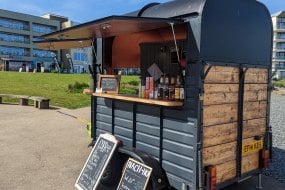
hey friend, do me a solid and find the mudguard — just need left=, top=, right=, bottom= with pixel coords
left=99, top=146, right=172, bottom=190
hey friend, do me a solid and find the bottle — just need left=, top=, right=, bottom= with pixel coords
left=169, top=77, right=175, bottom=101
left=158, top=75, right=164, bottom=100
left=175, top=75, right=181, bottom=100
left=163, top=75, right=169, bottom=100
left=179, top=75, right=184, bottom=101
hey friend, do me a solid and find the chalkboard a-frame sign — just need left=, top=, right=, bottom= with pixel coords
left=75, top=133, right=119, bottom=190
left=97, top=75, right=120, bottom=94
left=117, top=158, right=153, bottom=190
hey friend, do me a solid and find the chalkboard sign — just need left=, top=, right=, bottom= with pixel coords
left=97, top=75, right=120, bottom=94
left=117, top=158, right=152, bottom=190
left=75, top=133, right=119, bottom=190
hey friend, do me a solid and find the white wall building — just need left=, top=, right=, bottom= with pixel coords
left=272, top=11, right=285, bottom=79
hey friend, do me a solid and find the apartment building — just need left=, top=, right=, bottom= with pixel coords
left=0, top=10, right=92, bottom=73
left=0, top=9, right=61, bottom=71
left=272, top=11, right=285, bottom=79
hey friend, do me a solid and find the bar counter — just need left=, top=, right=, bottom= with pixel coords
left=92, top=93, right=183, bottom=107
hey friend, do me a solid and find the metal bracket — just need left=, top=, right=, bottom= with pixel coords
left=202, top=62, right=212, bottom=80
left=256, top=173, right=263, bottom=189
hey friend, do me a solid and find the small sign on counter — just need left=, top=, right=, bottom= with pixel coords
left=75, top=133, right=119, bottom=190
left=117, top=158, right=152, bottom=190
left=98, top=75, right=120, bottom=94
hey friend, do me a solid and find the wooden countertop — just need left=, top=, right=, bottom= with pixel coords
left=92, top=93, right=183, bottom=107
left=83, top=89, right=93, bottom=95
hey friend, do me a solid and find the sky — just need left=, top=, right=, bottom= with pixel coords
left=0, top=0, right=284, bottom=23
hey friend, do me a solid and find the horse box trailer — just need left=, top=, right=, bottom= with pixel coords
left=35, top=0, right=273, bottom=189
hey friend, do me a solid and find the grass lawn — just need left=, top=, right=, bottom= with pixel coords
left=0, top=72, right=140, bottom=109
left=0, top=72, right=91, bottom=109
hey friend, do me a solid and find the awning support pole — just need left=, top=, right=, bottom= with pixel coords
left=169, top=22, right=180, bottom=63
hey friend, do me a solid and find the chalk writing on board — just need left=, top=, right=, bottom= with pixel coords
left=117, top=158, right=152, bottom=190
left=101, top=78, right=118, bottom=91
left=75, top=134, right=118, bottom=190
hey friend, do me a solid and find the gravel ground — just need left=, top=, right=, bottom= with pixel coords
left=263, top=94, right=285, bottom=184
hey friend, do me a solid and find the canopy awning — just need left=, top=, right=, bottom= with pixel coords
left=34, top=16, right=183, bottom=50
left=41, top=15, right=183, bottom=40
left=34, top=38, right=92, bottom=50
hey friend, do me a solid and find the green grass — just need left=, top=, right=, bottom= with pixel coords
left=0, top=72, right=91, bottom=109
left=273, top=79, right=285, bottom=88
left=0, top=72, right=140, bottom=109
left=120, top=76, right=140, bottom=95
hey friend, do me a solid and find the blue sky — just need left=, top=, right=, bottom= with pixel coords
left=0, top=0, right=284, bottom=23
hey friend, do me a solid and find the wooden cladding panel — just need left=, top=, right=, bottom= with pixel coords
left=204, top=66, right=240, bottom=84
left=243, top=101, right=267, bottom=120
left=245, top=69, right=268, bottom=84
left=203, top=122, right=237, bottom=148
left=203, top=104, right=238, bottom=126
left=243, top=118, right=266, bottom=139
left=203, top=118, right=266, bottom=148
left=203, top=84, right=267, bottom=106
left=203, top=142, right=237, bottom=166
left=204, top=84, right=239, bottom=94
left=216, top=160, right=236, bottom=184
left=244, top=84, right=268, bottom=102
left=242, top=152, right=260, bottom=174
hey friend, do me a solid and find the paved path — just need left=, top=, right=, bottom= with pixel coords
left=0, top=104, right=91, bottom=190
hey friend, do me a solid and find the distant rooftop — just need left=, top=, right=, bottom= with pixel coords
left=41, top=14, right=68, bottom=23
left=272, top=11, right=285, bottom=17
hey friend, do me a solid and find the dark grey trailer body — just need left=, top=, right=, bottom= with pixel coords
left=35, top=0, right=273, bottom=189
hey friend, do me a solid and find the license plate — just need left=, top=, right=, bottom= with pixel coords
left=242, top=140, right=263, bottom=155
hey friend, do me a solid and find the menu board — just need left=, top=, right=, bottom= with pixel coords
left=117, top=158, right=152, bottom=190
left=75, top=134, right=119, bottom=190
left=98, top=75, right=120, bottom=94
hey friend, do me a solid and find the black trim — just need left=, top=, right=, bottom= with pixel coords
left=204, top=61, right=271, bottom=69
left=132, top=103, right=137, bottom=148
left=111, top=100, right=115, bottom=135
left=137, top=3, right=160, bottom=17
left=237, top=68, right=248, bottom=179
left=159, top=107, right=164, bottom=166
left=91, top=96, right=97, bottom=139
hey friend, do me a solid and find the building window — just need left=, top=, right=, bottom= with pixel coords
left=275, top=52, right=285, bottom=60
left=275, top=62, right=285, bottom=69
left=277, top=17, right=285, bottom=29
left=277, top=33, right=285, bottom=39
left=33, top=49, right=55, bottom=58
left=0, top=45, right=30, bottom=56
left=32, top=23, right=56, bottom=34
left=0, top=17, right=29, bottom=30
left=276, top=42, right=285, bottom=50
left=73, top=52, right=87, bottom=61
left=0, top=32, right=29, bottom=43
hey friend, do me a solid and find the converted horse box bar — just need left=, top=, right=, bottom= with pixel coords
left=35, top=0, right=273, bottom=189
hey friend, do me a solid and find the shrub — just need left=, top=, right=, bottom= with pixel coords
left=67, top=81, right=89, bottom=93
left=128, top=80, right=139, bottom=86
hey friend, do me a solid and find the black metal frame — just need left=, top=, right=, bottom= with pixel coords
left=237, top=68, right=248, bottom=179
